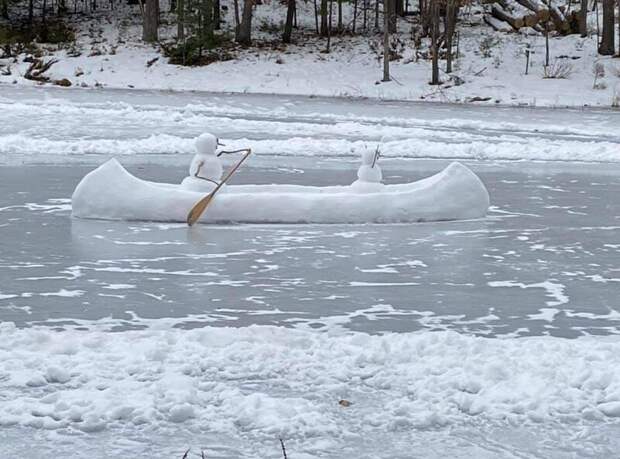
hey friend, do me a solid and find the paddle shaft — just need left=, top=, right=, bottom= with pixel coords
left=186, top=148, right=252, bottom=226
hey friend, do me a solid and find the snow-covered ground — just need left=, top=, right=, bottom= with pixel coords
left=1, top=1, right=620, bottom=107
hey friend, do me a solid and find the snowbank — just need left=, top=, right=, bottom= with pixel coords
left=5, top=132, right=619, bottom=165
left=2, top=88, right=619, bottom=165
left=2, top=320, right=620, bottom=440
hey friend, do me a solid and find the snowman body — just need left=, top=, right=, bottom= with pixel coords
left=181, top=133, right=224, bottom=192
left=352, top=147, right=383, bottom=191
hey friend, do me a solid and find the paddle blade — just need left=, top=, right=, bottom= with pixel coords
left=186, top=148, right=252, bottom=227
left=186, top=194, right=214, bottom=226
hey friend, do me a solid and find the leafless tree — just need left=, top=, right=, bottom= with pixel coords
left=579, top=0, right=587, bottom=37
left=320, top=0, right=328, bottom=35
left=236, top=0, right=254, bottom=44
left=445, top=0, right=458, bottom=73
left=430, top=0, right=440, bottom=84
left=142, top=0, right=159, bottom=42
left=599, top=0, right=615, bottom=54
left=283, top=0, right=296, bottom=42
left=383, top=0, right=390, bottom=81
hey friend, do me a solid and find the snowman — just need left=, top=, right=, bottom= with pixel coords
left=180, top=133, right=224, bottom=192
left=352, top=144, right=383, bottom=190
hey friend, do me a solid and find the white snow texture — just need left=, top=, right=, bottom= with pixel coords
left=2, top=321, right=620, bottom=439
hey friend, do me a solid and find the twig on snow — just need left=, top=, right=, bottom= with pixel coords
left=279, top=438, right=288, bottom=459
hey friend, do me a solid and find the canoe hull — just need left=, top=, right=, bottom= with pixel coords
left=71, top=159, right=490, bottom=224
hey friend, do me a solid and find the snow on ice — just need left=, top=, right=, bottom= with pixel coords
left=2, top=320, right=620, bottom=440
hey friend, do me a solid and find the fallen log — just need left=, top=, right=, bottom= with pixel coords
left=522, top=12, right=538, bottom=26
left=484, top=14, right=513, bottom=31
left=512, top=0, right=539, bottom=12
left=548, top=3, right=570, bottom=33
left=512, top=0, right=571, bottom=34
left=491, top=3, right=525, bottom=29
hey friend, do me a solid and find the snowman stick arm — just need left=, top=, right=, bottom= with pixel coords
left=194, top=161, right=219, bottom=185
left=371, top=146, right=380, bottom=168
left=217, top=149, right=251, bottom=157
left=194, top=160, right=205, bottom=178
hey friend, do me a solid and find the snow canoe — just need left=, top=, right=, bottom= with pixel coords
left=71, top=158, right=490, bottom=224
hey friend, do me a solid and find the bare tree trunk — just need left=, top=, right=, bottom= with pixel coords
left=177, top=0, right=185, bottom=39
left=599, top=0, right=615, bottom=54
left=421, top=0, right=430, bottom=36
left=320, top=0, right=328, bottom=35
left=430, top=0, right=439, bottom=84
left=382, top=0, right=390, bottom=81
left=397, top=0, right=404, bottom=15
left=283, top=0, right=296, bottom=42
left=374, top=0, right=379, bottom=29
left=338, top=0, right=342, bottom=31
left=544, top=18, right=549, bottom=65
left=28, top=0, right=34, bottom=28
left=353, top=0, right=358, bottom=33
left=313, top=0, right=320, bottom=33
left=595, top=0, right=600, bottom=45
left=579, top=0, right=587, bottom=36
left=202, top=0, right=214, bottom=42
left=233, top=0, right=240, bottom=32
left=142, top=0, right=159, bottom=42
left=445, top=0, right=457, bottom=73
left=326, top=0, right=333, bottom=50
left=213, top=0, right=220, bottom=29
left=236, top=0, right=253, bottom=45
left=363, top=0, right=368, bottom=30
left=387, top=0, right=396, bottom=32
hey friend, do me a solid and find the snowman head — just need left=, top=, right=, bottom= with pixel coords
left=195, top=133, right=218, bottom=156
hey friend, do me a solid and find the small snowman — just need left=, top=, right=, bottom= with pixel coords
left=352, top=144, right=383, bottom=190
left=181, top=133, right=224, bottom=192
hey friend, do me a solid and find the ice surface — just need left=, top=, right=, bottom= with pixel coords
left=2, top=87, right=620, bottom=166
left=3, top=161, right=620, bottom=336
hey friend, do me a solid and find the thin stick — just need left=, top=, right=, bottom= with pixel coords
left=217, top=148, right=251, bottom=157
left=187, top=149, right=252, bottom=226
left=371, top=144, right=380, bottom=168
left=279, top=438, right=288, bottom=459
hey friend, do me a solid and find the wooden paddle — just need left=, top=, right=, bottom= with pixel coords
left=186, top=148, right=252, bottom=226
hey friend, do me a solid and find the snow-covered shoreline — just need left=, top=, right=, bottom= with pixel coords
left=2, top=2, right=620, bottom=109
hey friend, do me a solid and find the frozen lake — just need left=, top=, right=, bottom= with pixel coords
left=1, top=161, right=619, bottom=337
left=2, top=160, right=620, bottom=458
left=2, top=86, right=620, bottom=458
